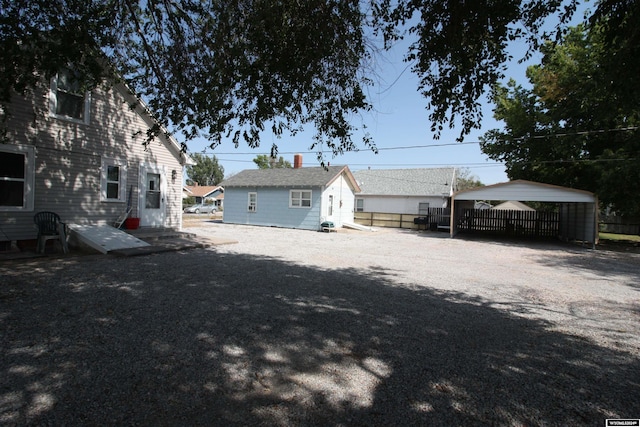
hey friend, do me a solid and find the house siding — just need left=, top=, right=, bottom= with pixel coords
left=358, top=195, right=445, bottom=214
left=0, top=79, right=185, bottom=241
left=321, top=174, right=356, bottom=226
left=224, top=186, right=323, bottom=230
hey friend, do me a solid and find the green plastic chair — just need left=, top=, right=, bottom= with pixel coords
left=33, top=211, right=69, bottom=254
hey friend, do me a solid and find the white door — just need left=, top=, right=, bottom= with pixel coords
left=139, top=164, right=166, bottom=227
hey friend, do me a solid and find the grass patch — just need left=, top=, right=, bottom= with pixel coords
left=599, top=232, right=640, bottom=243
left=598, top=232, right=640, bottom=253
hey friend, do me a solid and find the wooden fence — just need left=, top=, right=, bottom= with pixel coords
left=599, top=216, right=640, bottom=235
left=354, top=208, right=450, bottom=230
left=355, top=208, right=560, bottom=239
left=457, top=209, right=559, bottom=238
left=354, top=208, right=640, bottom=238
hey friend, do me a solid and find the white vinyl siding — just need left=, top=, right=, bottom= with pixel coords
left=290, top=190, right=311, bottom=208
left=101, top=157, right=127, bottom=202
left=0, top=144, right=35, bottom=212
left=0, top=76, right=186, bottom=240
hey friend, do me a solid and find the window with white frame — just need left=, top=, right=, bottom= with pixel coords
left=418, top=202, right=429, bottom=215
left=50, top=68, right=91, bottom=124
left=355, top=198, right=364, bottom=212
left=100, top=157, right=127, bottom=202
left=248, top=192, right=257, bottom=212
left=290, top=190, right=311, bottom=208
left=0, top=144, right=35, bottom=211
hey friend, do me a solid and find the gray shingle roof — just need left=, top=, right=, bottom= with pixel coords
left=221, top=166, right=354, bottom=188
left=352, top=168, right=456, bottom=196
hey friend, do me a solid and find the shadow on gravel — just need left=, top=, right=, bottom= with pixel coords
left=1, top=251, right=638, bottom=426
left=528, top=245, right=640, bottom=290
left=438, top=233, right=640, bottom=289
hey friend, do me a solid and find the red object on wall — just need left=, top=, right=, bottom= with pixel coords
left=125, top=218, right=140, bottom=230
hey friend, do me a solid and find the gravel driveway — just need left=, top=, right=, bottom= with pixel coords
left=2, top=222, right=639, bottom=426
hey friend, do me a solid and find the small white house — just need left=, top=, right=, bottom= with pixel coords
left=352, top=168, right=458, bottom=214
left=221, top=158, right=360, bottom=231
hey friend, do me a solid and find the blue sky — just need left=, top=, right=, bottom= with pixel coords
left=185, top=4, right=591, bottom=185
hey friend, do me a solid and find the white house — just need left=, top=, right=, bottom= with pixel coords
left=352, top=168, right=458, bottom=214
left=0, top=67, right=191, bottom=249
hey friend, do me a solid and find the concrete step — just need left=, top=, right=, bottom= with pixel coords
left=112, top=227, right=238, bottom=257
left=124, top=228, right=196, bottom=242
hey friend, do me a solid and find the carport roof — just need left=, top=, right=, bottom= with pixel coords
left=453, top=180, right=596, bottom=203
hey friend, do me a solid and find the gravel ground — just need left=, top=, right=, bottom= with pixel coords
left=1, top=221, right=639, bottom=426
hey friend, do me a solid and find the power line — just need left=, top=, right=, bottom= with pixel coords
left=192, top=141, right=478, bottom=156
left=516, top=158, right=638, bottom=165
left=510, top=126, right=639, bottom=141
left=213, top=157, right=506, bottom=168
left=190, top=125, right=639, bottom=156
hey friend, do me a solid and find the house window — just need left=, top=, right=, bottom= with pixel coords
left=328, top=195, right=334, bottom=216
left=418, top=202, right=429, bottom=215
left=101, top=157, right=127, bottom=202
left=50, top=68, right=91, bottom=124
left=0, top=144, right=35, bottom=211
left=290, top=190, right=311, bottom=208
left=355, top=198, right=364, bottom=212
left=248, top=192, right=257, bottom=212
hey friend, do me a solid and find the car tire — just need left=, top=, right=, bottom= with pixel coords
left=195, top=209, right=200, bottom=214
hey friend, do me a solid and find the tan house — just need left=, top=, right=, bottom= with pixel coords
left=0, top=69, right=191, bottom=248
left=184, top=184, right=224, bottom=208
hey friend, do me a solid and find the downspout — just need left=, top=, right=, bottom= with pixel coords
left=319, top=185, right=326, bottom=230
left=449, top=169, right=457, bottom=238
left=450, top=194, right=456, bottom=238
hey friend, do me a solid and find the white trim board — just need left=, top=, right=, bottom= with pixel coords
left=454, top=180, right=596, bottom=203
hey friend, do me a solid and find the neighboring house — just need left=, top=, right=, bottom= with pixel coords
left=0, top=67, right=191, bottom=246
left=221, top=160, right=360, bottom=231
left=352, top=168, right=458, bottom=214
left=182, top=186, right=193, bottom=199
left=183, top=184, right=224, bottom=208
left=213, top=191, right=225, bottom=209
left=492, top=200, right=535, bottom=211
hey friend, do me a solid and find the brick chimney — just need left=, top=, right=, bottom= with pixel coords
left=293, top=153, right=303, bottom=169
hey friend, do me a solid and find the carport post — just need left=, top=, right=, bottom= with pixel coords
left=450, top=198, right=456, bottom=238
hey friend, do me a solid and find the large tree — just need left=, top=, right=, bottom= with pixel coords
left=456, top=168, right=484, bottom=191
left=480, top=23, right=640, bottom=216
left=186, top=153, right=224, bottom=186
left=1, top=0, right=636, bottom=163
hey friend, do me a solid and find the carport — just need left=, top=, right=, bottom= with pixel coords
left=450, top=180, right=599, bottom=248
